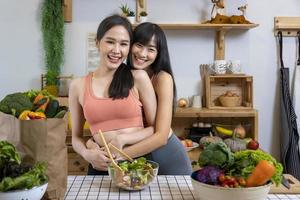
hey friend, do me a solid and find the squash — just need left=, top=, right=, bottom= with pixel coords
left=199, top=132, right=223, bottom=149
left=33, top=97, right=48, bottom=111
left=33, top=93, right=45, bottom=104
left=36, top=97, right=49, bottom=112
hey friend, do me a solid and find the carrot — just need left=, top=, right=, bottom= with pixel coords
left=246, top=160, right=276, bottom=187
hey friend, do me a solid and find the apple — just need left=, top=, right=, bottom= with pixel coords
left=185, top=139, right=193, bottom=147
left=247, top=139, right=259, bottom=150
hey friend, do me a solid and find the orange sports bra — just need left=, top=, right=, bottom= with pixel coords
left=83, top=73, right=143, bottom=134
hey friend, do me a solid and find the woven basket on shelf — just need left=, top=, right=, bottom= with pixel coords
left=219, top=96, right=241, bottom=107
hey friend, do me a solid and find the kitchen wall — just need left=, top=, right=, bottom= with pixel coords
left=1, top=0, right=300, bottom=158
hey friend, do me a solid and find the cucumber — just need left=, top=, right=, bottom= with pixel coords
left=53, top=110, right=67, bottom=118
left=45, top=99, right=59, bottom=118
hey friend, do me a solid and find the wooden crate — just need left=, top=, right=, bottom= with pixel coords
left=205, top=75, right=253, bottom=109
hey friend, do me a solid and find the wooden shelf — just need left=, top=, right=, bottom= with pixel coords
left=134, top=23, right=258, bottom=60
left=274, top=17, right=300, bottom=37
left=174, top=107, right=258, bottom=118
left=133, top=23, right=258, bottom=30
left=174, top=107, right=258, bottom=140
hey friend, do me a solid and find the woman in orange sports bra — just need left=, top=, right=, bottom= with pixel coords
left=88, top=22, right=192, bottom=175
left=69, top=15, right=157, bottom=175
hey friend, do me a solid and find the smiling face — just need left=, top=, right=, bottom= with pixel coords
left=131, top=36, right=158, bottom=70
left=97, top=25, right=130, bottom=70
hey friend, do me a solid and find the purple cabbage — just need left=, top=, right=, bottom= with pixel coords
left=195, top=166, right=223, bottom=185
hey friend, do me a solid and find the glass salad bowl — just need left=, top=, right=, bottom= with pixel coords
left=108, top=158, right=159, bottom=191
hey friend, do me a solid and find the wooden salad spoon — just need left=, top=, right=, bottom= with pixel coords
left=98, top=130, right=123, bottom=175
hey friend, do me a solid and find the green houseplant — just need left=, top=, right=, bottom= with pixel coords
left=139, top=11, right=147, bottom=17
left=139, top=11, right=148, bottom=23
left=41, top=0, right=65, bottom=96
left=120, top=4, right=135, bottom=24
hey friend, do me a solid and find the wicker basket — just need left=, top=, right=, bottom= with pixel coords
left=219, top=96, right=241, bottom=107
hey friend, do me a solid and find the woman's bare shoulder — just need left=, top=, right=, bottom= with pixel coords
left=69, top=76, right=86, bottom=97
left=155, top=71, right=173, bottom=85
left=70, top=77, right=85, bottom=89
left=131, top=70, right=150, bottom=83
left=157, top=71, right=172, bottom=79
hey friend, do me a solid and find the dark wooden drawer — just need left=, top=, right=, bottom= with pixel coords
left=68, top=153, right=88, bottom=175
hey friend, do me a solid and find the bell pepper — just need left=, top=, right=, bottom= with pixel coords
left=28, top=111, right=46, bottom=120
left=18, top=110, right=31, bottom=120
left=18, top=110, right=46, bottom=120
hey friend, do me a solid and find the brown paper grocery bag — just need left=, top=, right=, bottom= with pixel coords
left=0, top=112, right=68, bottom=200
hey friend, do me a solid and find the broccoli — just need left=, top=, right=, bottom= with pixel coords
left=0, top=92, right=33, bottom=118
left=198, top=141, right=234, bottom=169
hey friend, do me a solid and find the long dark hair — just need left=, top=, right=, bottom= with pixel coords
left=96, top=15, right=133, bottom=99
left=127, top=22, right=177, bottom=109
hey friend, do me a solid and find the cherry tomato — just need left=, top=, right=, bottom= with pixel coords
left=218, top=174, right=226, bottom=183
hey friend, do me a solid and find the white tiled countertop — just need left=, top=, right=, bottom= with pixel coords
left=65, top=176, right=300, bottom=200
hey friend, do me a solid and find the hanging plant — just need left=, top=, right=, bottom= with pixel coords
left=41, top=0, right=64, bottom=89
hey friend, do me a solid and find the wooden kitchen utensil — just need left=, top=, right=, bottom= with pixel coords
left=108, top=143, right=133, bottom=162
left=98, top=130, right=123, bottom=173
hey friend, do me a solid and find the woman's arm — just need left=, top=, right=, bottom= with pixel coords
left=123, top=72, right=174, bottom=158
left=133, top=70, right=157, bottom=126
left=69, top=78, right=111, bottom=170
left=87, top=126, right=154, bottom=156
left=110, top=126, right=154, bottom=151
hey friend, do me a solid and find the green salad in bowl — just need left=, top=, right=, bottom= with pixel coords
left=108, top=157, right=159, bottom=190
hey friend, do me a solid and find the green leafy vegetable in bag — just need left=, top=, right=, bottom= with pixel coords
left=0, top=93, right=33, bottom=117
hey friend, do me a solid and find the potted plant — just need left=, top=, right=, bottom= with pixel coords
left=120, top=4, right=135, bottom=24
left=41, top=0, right=64, bottom=96
left=127, top=10, right=136, bottom=24
left=139, top=11, right=148, bottom=23
left=120, top=4, right=130, bottom=17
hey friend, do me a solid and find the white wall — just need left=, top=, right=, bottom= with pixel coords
left=1, top=0, right=300, bottom=158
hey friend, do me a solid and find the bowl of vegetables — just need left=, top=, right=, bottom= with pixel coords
left=0, top=141, right=48, bottom=200
left=190, top=142, right=283, bottom=200
left=0, top=182, right=48, bottom=200
left=108, top=157, right=159, bottom=191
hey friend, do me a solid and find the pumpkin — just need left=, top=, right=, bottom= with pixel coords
left=199, top=132, right=223, bottom=149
